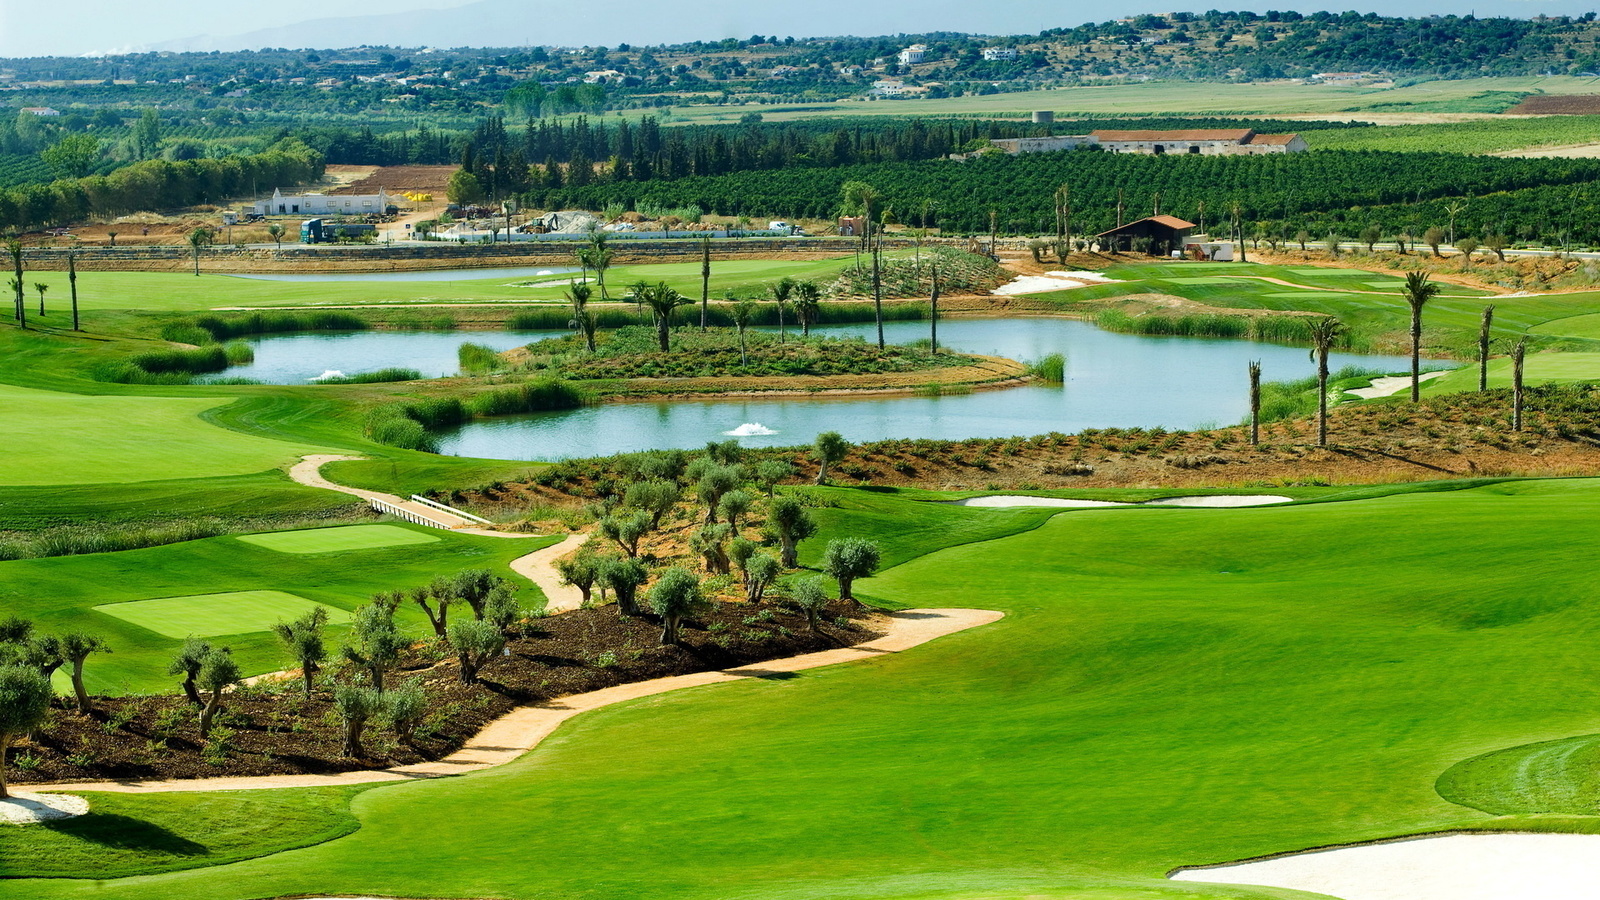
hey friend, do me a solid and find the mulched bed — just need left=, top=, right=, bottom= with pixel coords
left=11, top=600, right=880, bottom=786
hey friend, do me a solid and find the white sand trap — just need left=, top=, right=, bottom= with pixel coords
left=1171, top=832, right=1600, bottom=900
left=1144, top=495, right=1292, bottom=508
left=951, top=495, right=1127, bottom=508
left=993, top=271, right=1123, bottom=295
left=950, top=495, right=1291, bottom=509
left=1345, top=371, right=1448, bottom=399
left=0, top=792, right=89, bottom=825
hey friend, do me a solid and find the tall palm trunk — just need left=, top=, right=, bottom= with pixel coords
left=872, top=244, right=884, bottom=349
left=929, top=263, right=940, bottom=356
left=1410, top=305, right=1423, bottom=402
left=1512, top=338, right=1527, bottom=431
left=1478, top=305, right=1495, bottom=391
left=68, top=253, right=79, bottom=331
left=1248, top=360, right=1261, bottom=446
left=700, top=237, right=710, bottom=330
left=1316, top=347, right=1330, bottom=447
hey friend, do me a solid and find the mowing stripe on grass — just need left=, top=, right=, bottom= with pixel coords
left=235, top=524, right=441, bottom=555
left=93, top=591, right=350, bottom=638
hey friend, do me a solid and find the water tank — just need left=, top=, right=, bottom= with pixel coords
left=1032, top=111, right=1055, bottom=124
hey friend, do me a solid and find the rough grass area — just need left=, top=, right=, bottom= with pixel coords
left=0, top=383, right=320, bottom=487
left=92, top=590, right=352, bottom=639
left=518, top=326, right=971, bottom=380
left=0, top=785, right=373, bottom=879
left=235, top=524, right=441, bottom=555
left=10, top=478, right=1600, bottom=900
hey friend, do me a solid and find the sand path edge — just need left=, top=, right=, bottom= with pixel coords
left=38, top=608, right=1001, bottom=795
left=287, top=454, right=585, bottom=610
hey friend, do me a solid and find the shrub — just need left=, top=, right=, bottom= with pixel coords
left=316, top=368, right=423, bottom=385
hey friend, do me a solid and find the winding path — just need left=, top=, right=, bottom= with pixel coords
left=38, top=608, right=1000, bottom=795
left=288, top=454, right=589, bottom=611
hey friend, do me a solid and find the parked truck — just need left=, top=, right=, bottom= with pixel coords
left=300, top=219, right=378, bottom=244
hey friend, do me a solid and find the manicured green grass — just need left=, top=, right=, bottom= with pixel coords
left=12, top=479, right=1600, bottom=899
left=1531, top=311, right=1600, bottom=339
left=92, top=590, right=352, bottom=639
left=23, top=257, right=864, bottom=313
left=1425, top=352, right=1600, bottom=392
left=0, top=383, right=321, bottom=487
left=0, top=786, right=373, bottom=879
left=1, top=525, right=557, bottom=692
left=1436, top=733, right=1600, bottom=816
left=235, top=524, right=440, bottom=554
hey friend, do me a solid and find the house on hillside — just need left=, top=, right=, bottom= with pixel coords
left=1095, top=215, right=1196, bottom=255
left=20, top=107, right=60, bottom=116
left=982, top=48, right=1019, bottom=61
left=251, top=187, right=394, bottom=217
left=898, top=44, right=928, bottom=65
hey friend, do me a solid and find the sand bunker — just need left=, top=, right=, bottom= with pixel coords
left=0, top=792, right=89, bottom=826
left=1171, top=832, right=1600, bottom=900
left=1345, top=371, right=1448, bottom=400
left=994, top=271, right=1123, bottom=295
left=949, top=495, right=1291, bottom=509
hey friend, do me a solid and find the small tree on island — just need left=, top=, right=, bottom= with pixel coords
left=649, top=567, right=709, bottom=645
left=767, top=496, right=817, bottom=568
left=812, top=431, right=851, bottom=485
left=272, top=607, right=328, bottom=698
left=639, top=281, right=691, bottom=352
left=821, top=538, right=881, bottom=603
left=0, top=666, right=52, bottom=799
left=197, top=647, right=240, bottom=739
left=1401, top=272, right=1441, bottom=402
left=1306, top=317, right=1346, bottom=448
left=167, top=637, right=213, bottom=707
left=186, top=227, right=213, bottom=276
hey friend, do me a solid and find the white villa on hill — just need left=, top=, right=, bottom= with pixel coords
left=251, top=187, right=394, bottom=217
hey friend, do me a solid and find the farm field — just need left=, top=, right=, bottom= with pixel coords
left=8, top=479, right=1600, bottom=898
left=0, top=524, right=554, bottom=692
left=663, top=75, right=1600, bottom=124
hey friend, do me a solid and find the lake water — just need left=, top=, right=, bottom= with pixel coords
left=418, top=318, right=1427, bottom=460
left=225, top=266, right=580, bottom=283
left=223, top=330, right=562, bottom=383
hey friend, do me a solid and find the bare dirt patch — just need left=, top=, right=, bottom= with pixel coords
left=327, top=165, right=456, bottom=198
left=1507, top=95, right=1600, bottom=115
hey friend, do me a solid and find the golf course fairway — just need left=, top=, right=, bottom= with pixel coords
left=8, top=477, right=1600, bottom=899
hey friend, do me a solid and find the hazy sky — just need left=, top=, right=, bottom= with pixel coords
left=5, top=0, right=1600, bottom=58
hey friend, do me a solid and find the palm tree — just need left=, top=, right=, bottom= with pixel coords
left=186, top=227, right=213, bottom=276
left=6, top=239, right=23, bottom=329
left=640, top=281, right=690, bottom=352
left=566, top=280, right=593, bottom=343
left=1306, top=317, right=1345, bottom=447
left=1401, top=271, right=1441, bottom=402
left=105, top=230, right=117, bottom=248
left=928, top=262, right=941, bottom=355
left=33, top=282, right=46, bottom=316
left=586, top=230, right=615, bottom=299
left=841, top=181, right=880, bottom=271
left=1478, top=305, right=1495, bottom=391
left=267, top=223, right=284, bottom=248
left=728, top=297, right=756, bottom=367
left=699, top=234, right=712, bottom=330
left=1511, top=337, right=1527, bottom=431
left=771, top=276, right=795, bottom=343
left=67, top=250, right=79, bottom=331
left=793, top=281, right=821, bottom=337
left=1248, top=360, right=1262, bottom=446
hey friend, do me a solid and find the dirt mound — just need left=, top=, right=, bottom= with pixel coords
left=329, top=165, right=456, bottom=197
left=1507, top=95, right=1600, bottom=115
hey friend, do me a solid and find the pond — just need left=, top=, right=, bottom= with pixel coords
left=419, top=318, right=1429, bottom=460
left=225, top=266, right=580, bottom=283
left=222, top=330, right=562, bottom=383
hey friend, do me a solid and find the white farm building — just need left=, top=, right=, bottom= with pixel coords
left=251, top=187, right=395, bottom=217
left=983, top=129, right=1307, bottom=157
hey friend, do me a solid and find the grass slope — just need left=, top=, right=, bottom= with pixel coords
left=0, top=786, right=373, bottom=879
left=235, top=524, right=441, bottom=554
left=0, top=525, right=556, bottom=693
left=92, top=590, right=352, bottom=639
left=0, top=383, right=319, bottom=487
left=10, top=479, right=1600, bottom=898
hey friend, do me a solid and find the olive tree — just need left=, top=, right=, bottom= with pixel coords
left=0, top=666, right=52, bottom=799
left=600, top=555, right=649, bottom=616
left=691, top=523, right=733, bottom=575
left=788, top=576, right=832, bottom=634
left=383, top=678, right=427, bottom=745
left=272, top=607, right=328, bottom=698
left=755, top=459, right=796, bottom=496
left=556, top=549, right=603, bottom=607
left=448, top=619, right=504, bottom=685
left=197, top=647, right=240, bottom=739
left=821, top=538, right=882, bottom=602
left=625, top=479, right=681, bottom=529
left=600, top=509, right=652, bottom=557
left=719, top=490, right=753, bottom=530
left=766, top=496, right=817, bottom=568
left=649, top=567, right=708, bottom=645
left=335, top=683, right=384, bottom=757
left=60, top=632, right=109, bottom=713
left=343, top=601, right=405, bottom=692
left=696, top=463, right=744, bottom=524
left=812, top=431, right=850, bottom=484
left=167, top=637, right=213, bottom=707
left=408, top=581, right=454, bottom=640
left=745, top=553, right=781, bottom=605
left=449, top=570, right=512, bottom=621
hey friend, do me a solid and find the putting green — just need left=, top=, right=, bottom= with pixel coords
left=1287, top=267, right=1377, bottom=276
left=236, top=524, right=441, bottom=554
left=93, top=590, right=350, bottom=638
left=1162, top=276, right=1252, bottom=285
left=1264, top=290, right=1365, bottom=300
left=1363, top=281, right=1409, bottom=289
left=0, top=383, right=317, bottom=486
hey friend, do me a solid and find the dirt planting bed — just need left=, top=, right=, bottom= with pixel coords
left=12, top=601, right=880, bottom=786
left=1507, top=95, right=1600, bottom=115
